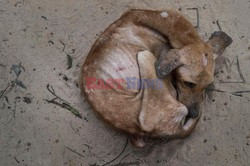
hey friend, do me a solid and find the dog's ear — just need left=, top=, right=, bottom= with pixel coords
left=137, top=50, right=166, bottom=132
left=207, top=31, right=233, bottom=59
left=155, top=49, right=184, bottom=78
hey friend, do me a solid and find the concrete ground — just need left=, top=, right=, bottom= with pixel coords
left=0, top=0, right=250, bottom=165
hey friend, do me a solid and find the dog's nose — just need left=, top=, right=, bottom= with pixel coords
left=187, top=105, right=199, bottom=118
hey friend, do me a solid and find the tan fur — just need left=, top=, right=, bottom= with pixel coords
left=80, top=9, right=232, bottom=147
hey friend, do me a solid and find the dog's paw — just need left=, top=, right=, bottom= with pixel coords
left=130, top=135, right=146, bottom=148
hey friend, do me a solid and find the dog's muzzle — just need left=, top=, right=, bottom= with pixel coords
left=187, top=104, right=200, bottom=118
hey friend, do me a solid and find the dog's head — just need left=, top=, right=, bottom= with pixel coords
left=156, top=31, right=232, bottom=118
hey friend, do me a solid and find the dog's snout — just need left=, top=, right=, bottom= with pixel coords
left=187, top=105, right=199, bottom=118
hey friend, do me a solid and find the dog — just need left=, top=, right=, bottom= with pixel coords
left=80, top=9, right=232, bottom=147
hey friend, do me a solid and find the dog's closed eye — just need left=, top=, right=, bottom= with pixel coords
left=183, top=81, right=196, bottom=88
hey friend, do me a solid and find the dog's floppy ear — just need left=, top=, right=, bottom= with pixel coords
left=155, top=49, right=184, bottom=78
left=207, top=31, right=233, bottom=58
left=137, top=50, right=166, bottom=132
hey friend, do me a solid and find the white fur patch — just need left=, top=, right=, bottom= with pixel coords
left=202, top=54, right=208, bottom=66
left=183, top=118, right=195, bottom=131
left=174, top=106, right=188, bottom=123
left=160, top=12, right=168, bottom=18
left=139, top=110, right=145, bottom=125
left=213, top=53, right=218, bottom=60
left=180, top=106, right=188, bottom=116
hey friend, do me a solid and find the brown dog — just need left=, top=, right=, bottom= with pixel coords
left=156, top=31, right=233, bottom=118
left=81, top=9, right=232, bottom=147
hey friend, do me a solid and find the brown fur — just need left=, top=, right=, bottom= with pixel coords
left=80, top=9, right=232, bottom=147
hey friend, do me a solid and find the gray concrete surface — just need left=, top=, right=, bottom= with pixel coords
left=0, top=0, right=250, bottom=165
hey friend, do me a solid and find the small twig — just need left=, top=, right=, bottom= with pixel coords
left=0, top=83, right=11, bottom=98
left=101, top=137, right=129, bottom=166
left=44, top=99, right=63, bottom=107
left=187, top=8, right=199, bottom=29
left=46, top=84, right=68, bottom=103
left=45, top=84, right=82, bottom=118
left=206, top=88, right=243, bottom=97
left=233, top=90, right=250, bottom=94
left=8, top=80, right=19, bottom=93
left=220, top=55, right=246, bottom=84
left=0, top=62, right=25, bottom=98
left=44, top=99, right=82, bottom=118
left=65, top=146, right=85, bottom=158
left=19, top=63, right=25, bottom=72
left=216, top=20, right=222, bottom=31
left=48, top=40, right=54, bottom=45
left=0, top=71, right=21, bottom=98
left=219, top=81, right=245, bottom=84
left=4, top=96, right=9, bottom=103
left=41, top=16, right=47, bottom=20
left=59, top=39, right=66, bottom=52
left=14, top=157, right=20, bottom=163
left=83, top=144, right=91, bottom=149
left=67, top=54, right=73, bottom=70
left=236, top=55, right=246, bottom=83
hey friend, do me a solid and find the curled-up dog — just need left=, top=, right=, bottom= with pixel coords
left=80, top=9, right=232, bottom=147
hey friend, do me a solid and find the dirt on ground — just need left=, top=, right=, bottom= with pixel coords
left=0, top=0, right=250, bottom=166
